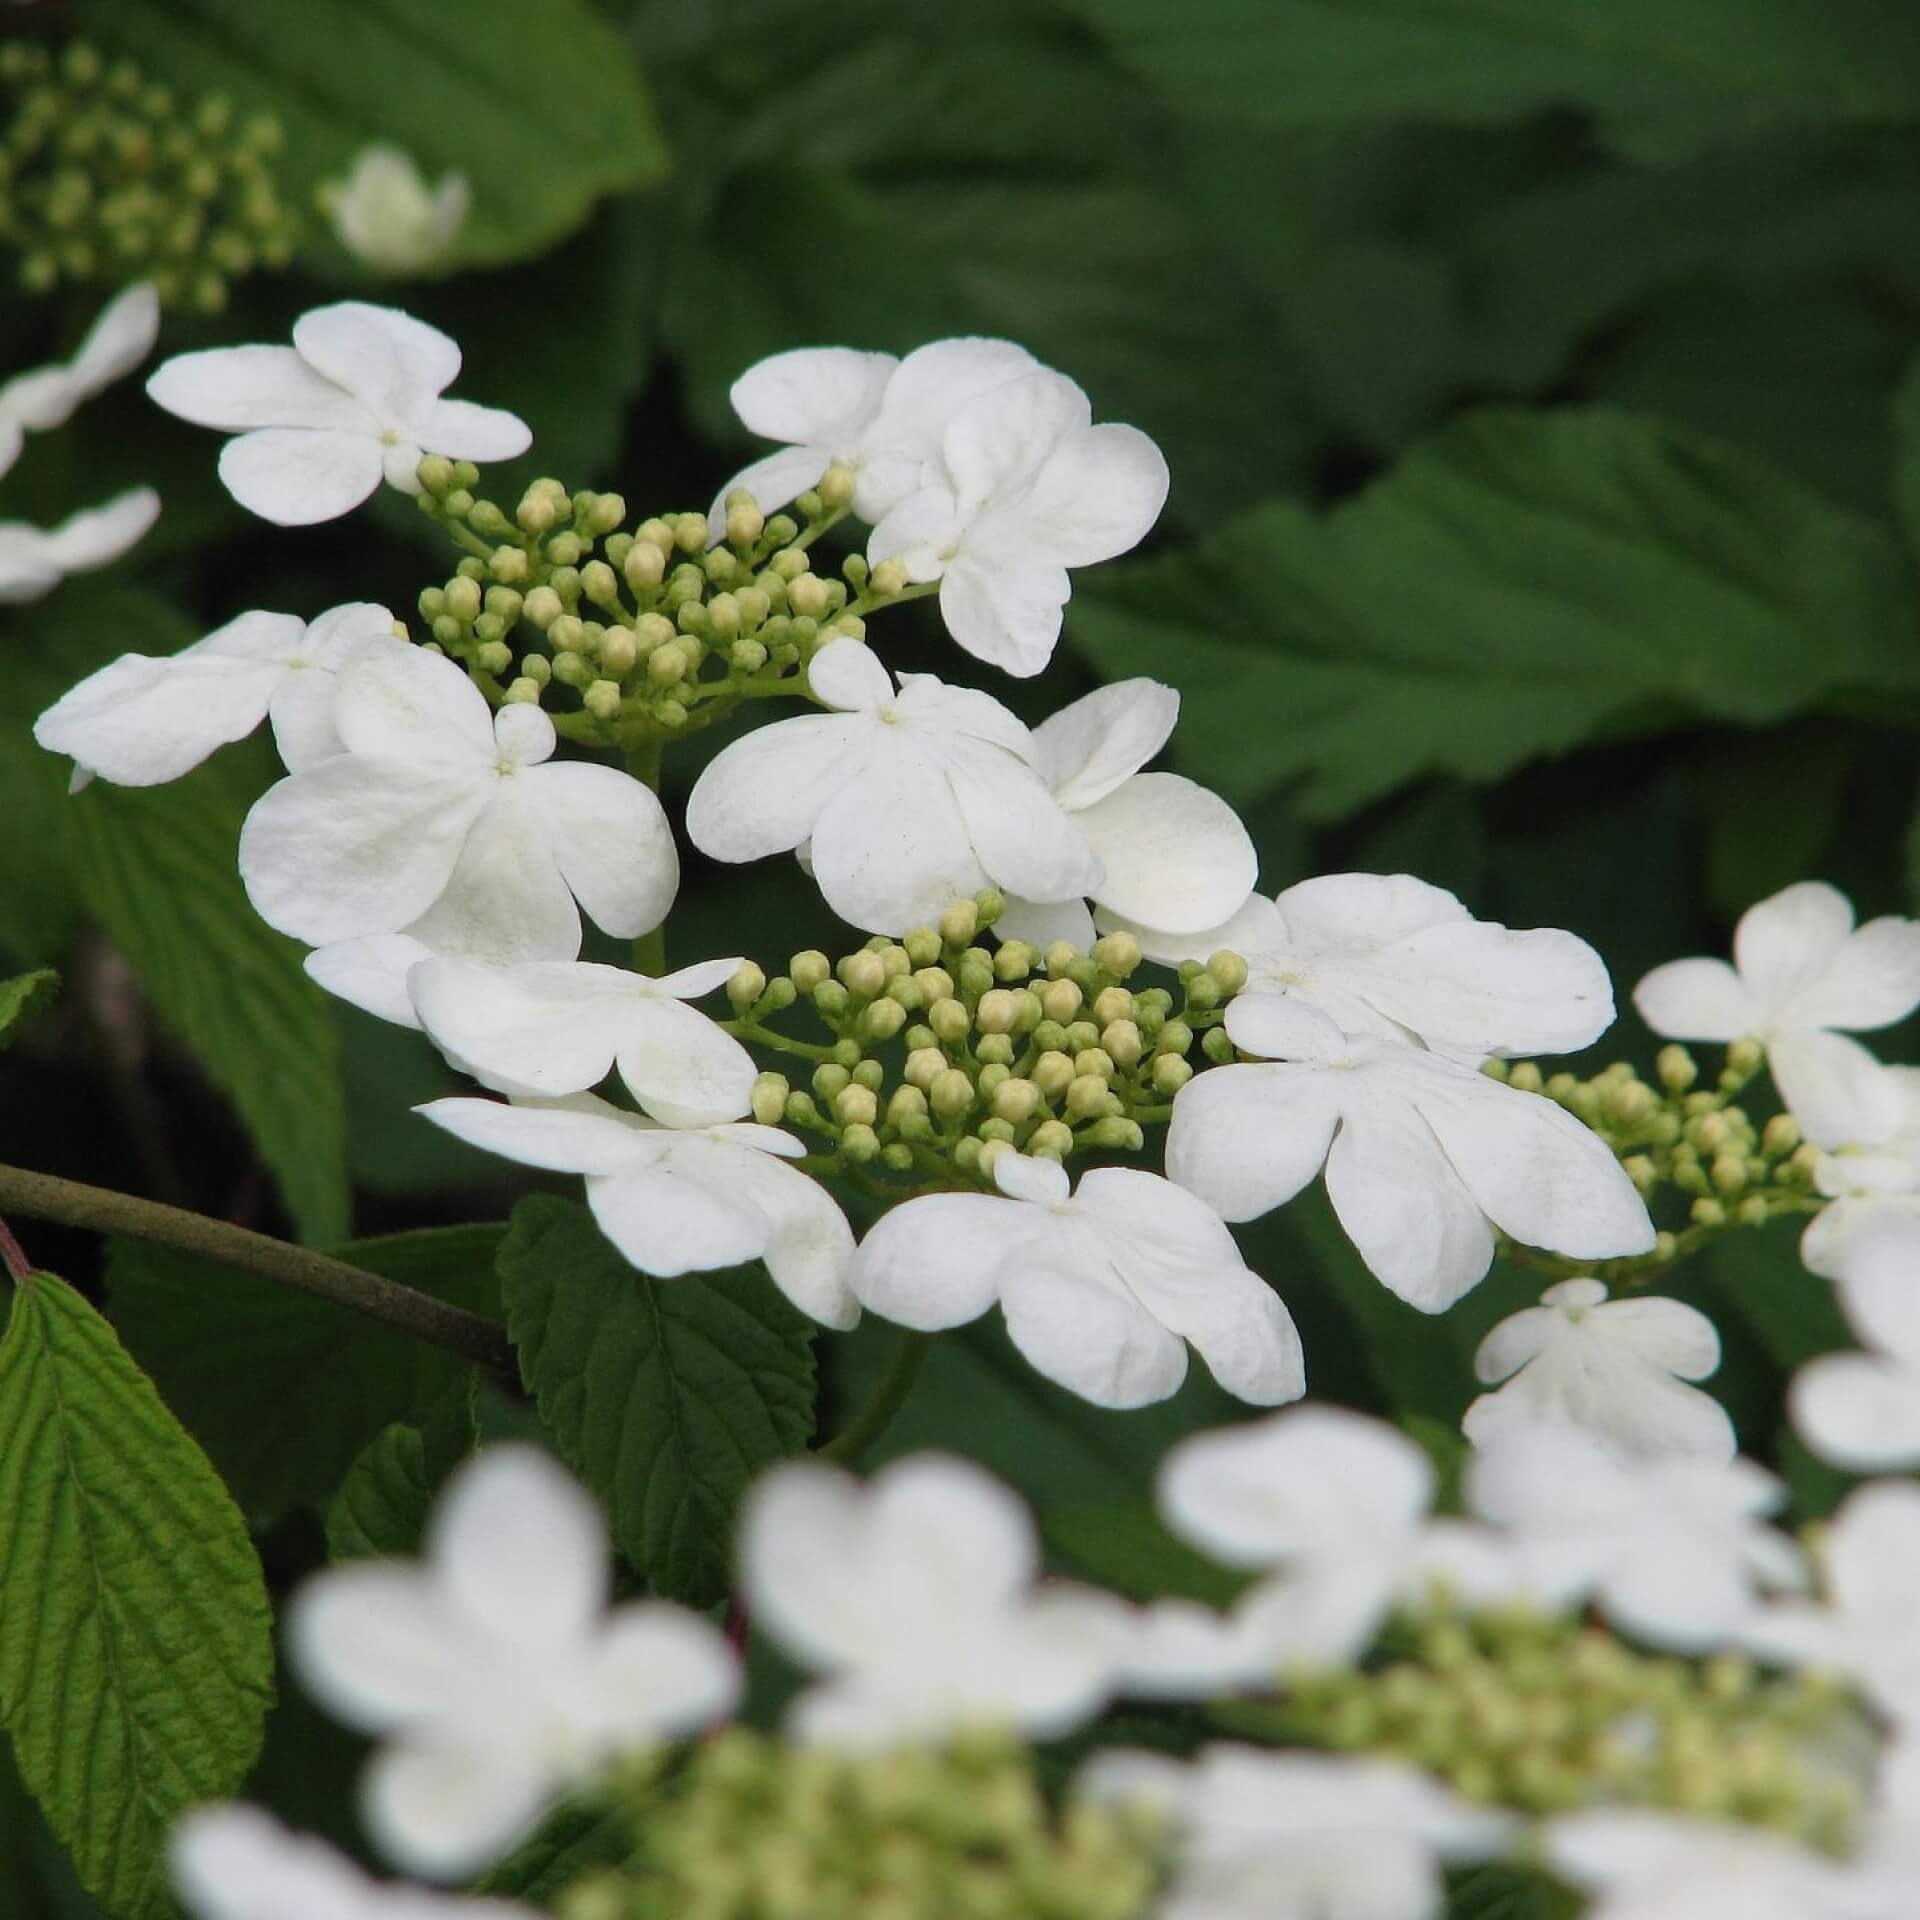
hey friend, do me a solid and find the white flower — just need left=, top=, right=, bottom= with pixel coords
left=238, top=639, right=677, bottom=964
left=287, top=1446, right=738, bottom=1878
left=147, top=302, right=529, bottom=524
left=172, top=1806, right=533, bottom=1920
left=707, top=336, right=1039, bottom=537
left=1465, top=1423, right=1803, bottom=1651
left=34, top=601, right=393, bottom=788
left=0, top=280, right=159, bottom=432
left=992, top=679, right=1257, bottom=950
left=331, top=145, right=469, bottom=273
left=849, top=1150, right=1303, bottom=1410
left=1127, top=872, right=1616, bottom=1065
left=1801, top=1066, right=1920, bottom=1283
left=1634, top=881, right=1920, bottom=1148
left=739, top=1452, right=1129, bottom=1746
left=1167, top=997, right=1653, bottom=1311
left=1080, top=1745, right=1512, bottom=1920
left=1788, top=1251, right=1920, bottom=1471
left=416, top=1091, right=857, bottom=1328
left=1742, top=1479, right=1920, bottom=1728
left=0, top=486, right=160, bottom=603
left=1463, top=1277, right=1733, bottom=1463
left=684, top=636, right=1098, bottom=934
left=867, top=366, right=1168, bottom=676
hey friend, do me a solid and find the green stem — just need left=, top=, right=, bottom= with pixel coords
left=0, top=1163, right=513, bottom=1372
left=721, top=1017, right=838, bottom=1064
left=818, top=1328, right=929, bottom=1464
left=625, top=737, right=668, bottom=976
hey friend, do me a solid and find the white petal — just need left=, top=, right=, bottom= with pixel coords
left=934, top=553, right=1069, bottom=677
left=400, top=786, right=583, bottom=964
left=684, top=713, right=866, bottom=861
left=849, top=1191, right=1030, bottom=1328
left=0, top=535, right=59, bottom=604
left=865, top=483, right=964, bottom=583
left=0, top=281, right=158, bottom=430
left=1769, top=1028, right=1909, bottom=1148
left=1218, top=992, right=1352, bottom=1063
left=1165, top=1062, right=1339, bottom=1222
left=1463, top=1363, right=1735, bottom=1465
left=1471, top=1305, right=1558, bottom=1385
left=1273, top=872, right=1467, bottom=948
left=705, top=445, right=834, bottom=543
left=1632, top=956, right=1758, bottom=1040
left=286, top=1564, right=470, bottom=1728
left=992, top=893, right=1098, bottom=951
left=417, top=396, right=531, bottom=463
left=1591, top=1295, right=1723, bottom=1378
left=729, top=346, right=896, bottom=446
left=297, top=599, right=400, bottom=667
left=1838, top=1257, right=1920, bottom=1361
left=35, top=487, right=161, bottom=571
left=362, top=1734, right=550, bottom=1881
left=855, top=337, right=1038, bottom=518
left=332, top=638, right=495, bottom=767
left=1789, top=913, right=1920, bottom=1031
left=588, top=1161, right=768, bottom=1276
left=994, top=1151, right=1071, bottom=1207
left=712, top=1145, right=859, bottom=1328
left=1079, top=773, right=1257, bottom=935
left=147, top=344, right=376, bottom=431
left=895, top=673, right=1035, bottom=757
left=581, top=1602, right=740, bottom=1742
left=170, top=1806, right=367, bottom=1920
left=33, top=648, right=279, bottom=785
left=1031, top=678, right=1177, bottom=808
left=1733, top=880, right=1855, bottom=1013
left=613, top=1001, right=757, bottom=1129
left=265, top=668, right=349, bottom=773
left=413, top=1092, right=652, bottom=1177
left=294, top=302, right=461, bottom=416
left=1011, top=421, right=1168, bottom=567
left=524, top=760, right=678, bottom=939
left=941, top=369, right=1089, bottom=521
left=1800, top=1193, right=1920, bottom=1281
left=650, top=955, right=749, bottom=1000
left=945, top=745, right=1102, bottom=907
left=411, top=957, right=618, bottom=1091
left=218, top=428, right=386, bottom=525
left=1789, top=1353, right=1920, bottom=1471
left=807, top=635, right=893, bottom=711
left=1000, top=1246, right=1192, bottom=1408
left=305, top=934, right=432, bottom=1028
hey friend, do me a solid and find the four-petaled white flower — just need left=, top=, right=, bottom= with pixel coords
left=0, top=280, right=159, bottom=434
left=1129, top=873, right=1616, bottom=1065
left=993, top=678, right=1257, bottom=951
left=1801, top=1065, right=1920, bottom=1284
left=417, top=1091, right=858, bottom=1328
left=1464, top=1277, right=1733, bottom=1463
left=707, top=337, right=1039, bottom=537
left=287, top=1446, right=738, bottom=1878
left=147, top=302, right=529, bottom=524
left=172, top=1805, right=534, bottom=1920
left=866, top=366, right=1169, bottom=677
left=239, top=639, right=677, bottom=964
left=1167, top=997, right=1653, bottom=1311
left=1788, top=1248, right=1920, bottom=1472
left=34, top=601, right=394, bottom=789
left=330, top=145, right=470, bottom=274
left=1079, top=1745, right=1513, bottom=1920
left=850, top=1150, right=1304, bottom=1410
left=1634, top=881, right=1920, bottom=1148
left=1465, top=1422, right=1803, bottom=1651
left=685, top=636, right=1098, bottom=934
left=739, top=1452, right=1130, bottom=1746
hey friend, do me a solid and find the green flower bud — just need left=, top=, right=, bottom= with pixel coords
left=927, top=997, right=971, bottom=1047
left=790, top=950, right=831, bottom=994
left=523, top=585, right=563, bottom=630
left=1074, top=1047, right=1115, bottom=1083
left=1711, top=1152, right=1747, bottom=1195
left=904, top=1048, right=945, bottom=1091
left=817, top=460, right=855, bottom=510
left=1040, top=978, right=1083, bottom=1024
left=975, top=1033, right=1014, bottom=1068
left=1032, top=1020, right=1070, bottom=1055
left=992, top=1078, right=1040, bottom=1124
left=812, top=980, right=850, bottom=1018
left=975, top=989, right=1020, bottom=1035
left=1206, top=948, right=1249, bottom=994
left=939, top=900, right=979, bottom=948
left=764, top=976, right=797, bottom=1012
left=1727, top=1037, right=1764, bottom=1076
left=1151, top=1053, right=1193, bottom=1097
left=830, top=1037, right=861, bottom=1070
left=839, top=950, right=887, bottom=998
left=597, top=627, right=637, bottom=676
left=580, top=559, right=619, bottom=610
left=1762, top=1114, right=1801, bottom=1157
left=726, top=961, right=767, bottom=1008
left=1155, top=1020, right=1193, bottom=1058
left=994, top=939, right=1036, bottom=982
left=787, top=573, right=830, bottom=619
left=1066, top=1076, right=1113, bottom=1121
left=840, top=1121, right=880, bottom=1163
left=1657, top=1044, right=1699, bottom=1093
left=1101, top=1020, right=1143, bottom=1070
left=473, top=640, right=512, bottom=676
left=503, top=675, right=541, bottom=704
left=546, top=531, right=584, bottom=569
left=930, top=1068, right=975, bottom=1118
left=1029, top=1119, right=1074, bottom=1159
left=1033, top=1051, right=1074, bottom=1099
left=1201, top=1025, right=1236, bottom=1064
left=1089, top=930, right=1142, bottom=979
left=887, top=1084, right=929, bottom=1128
left=1083, top=1116, right=1144, bottom=1151
left=750, top=1073, right=790, bottom=1125
left=444, top=574, right=482, bottom=622
left=1605, top=1079, right=1654, bottom=1126
left=582, top=679, right=621, bottom=721
left=863, top=997, right=907, bottom=1043
left=812, top=1063, right=850, bottom=1104
left=1691, top=1197, right=1727, bottom=1228
left=1090, top=987, right=1133, bottom=1028
left=1043, top=940, right=1079, bottom=978
left=519, top=652, right=551, bottom=687
left=728, top=637, right=768, bottom=672
left=417, top=453, right=454, bottom=495
left=647, top=641, right=690, bottom=686
left=624, top=541, right=667, bottom=591
left=834, top=1084, right=877, bottom=1128
left=1505, top=1061, right=1543, bottom=1094
left=550, top=650, right=591, bottom=689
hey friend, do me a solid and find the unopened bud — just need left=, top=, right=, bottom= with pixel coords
left=725, top=498, right=764, bottom=547
left=834, top=1085, right=878, bottom=1129
left=790, top=950, right=830, bottom=994
left=1083, top=1117, right=1145, bottom=1152
left=869, top=557, right=909, bottom=596
left=1151, top=1054, right=1192, bottom=1097
left=1727, top=1037, right=1764, bottom=1076
left=912, top=967, right=954, bottom=1005
left=750, top=1073, right=789, bottom=1125
left=1201, top=1025, right=1236, bottom=1064
left=928, top=997, right=971, bottom=1046
left=817, top=461, right=855, bottom=510
left=1029, top=1120, right=1074, bottom=1160
left=1206, top=950, right=1249, bottom=994
left=992, top=1078, right=1040, bottom=1124
left=1074, top=1048, right=1115, bottom=1083
left=474, top=640, right=512, bottom=676
left=787, top=572, right=829, bottom=619
left=726, top=961, right=766, bottom=1008
left=503, top=676, right=541, bottom=704
left=904, top=1048, right=945, bottom=1091
left=1040, top=979, right=1083, bottom=1023
left=1090, top=987, right=1133, bottom=1028
left=1657, top=1044, right=1698, bottom=1093
left=994, top=940, right=1036, bottom=981
left=624, top=541, right=667, bottom=591
left=489, top=545, right=528, bottom=584
left=976, top=989, right=1021, bottom=1035
left=840, top=1122, right=880, bottom=1163
left=1762, top=1114, right=1800, bottom=1157
left=930, top=1069, right=975, bottom=1118
left=1032, top=1052, right=1074, bottom=1099
left=582, top=679, right=621, bottom=720
left=1066, top=1075, right=1113, bottom=1121
left=887, top=1085, right=929, bottom=1129
left=1605, top=1080, right=1654, bottom=1126
left=1691, top=1197, right=1727, bottom=1229
left=939, top=900, right=978, bottom=947
left=1102, top=1020, right=1143, bottom=1070
left=1156, top=1020, right=1193, bottom=1058
left=1090, top=931, right=1142, bottom=979
left=863, top=997, right=906, bottom=1043
left=444, top=574, right=482, bottom=622
left=417, top=453, right=454, bottom=494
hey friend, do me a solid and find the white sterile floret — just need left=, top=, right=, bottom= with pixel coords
left=1742, top=1479, right=1920, bottom=1729
left=1465, top=1423, right=1803, bottom=1651
left=1634, top=880, right=1920, bottom=1148
left=1463, top=1278, right=1733, bottom=1463
left=238, top=639, right=677, bottom=965
left=331, top=144, right=470, bottom=274
left=35, top=601, right=394, bottom=789
left=739, top=1452, right=1130, bottom=1746
left=685, top=636, right=1099, bottom=934
left=849, top=1150, right=1303, bottom=1410
left=1128, top=872, right=1616, bottom=1064
left=0, top=280, right=159, bottom=432
left=0, top=485, right=160, bottom=603
left=172, top=1805, right=534, bottom=1920
left=1788, top=1248, right=1920, bottom=1472
left=147, top=301, right=529, bottom=525
left=416, top=1092, right=857, bottom=1328
left=1800, top=1065, right=1920, bottom=1284
left=287, top=1446, right=738, bottom=1879
left=706, top=336, right=1039, bottom=538
left=1079, top=1745, right=1513, bottom=1920
left=1167, top=997, right=1653, bottom=1312
left=992, top=678, right=1257, bottom=950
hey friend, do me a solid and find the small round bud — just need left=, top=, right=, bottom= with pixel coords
left=1101, top=1020, right=1143, bottom=1070
left=834, top=1084, right=878, bottom=1129
left=904, top=1048, right=945, bottom=1091
left=1151, top=1054, right=1192, bottom=1097
left=1155, top=1020, right=1194, bottom=1058
left=904, top=927, right=943, bottom=968
left=830, top=1037, right=861, bottom=1069
left=1185, top=969, right=1223, bottom=1011
left=1604, top=1080, right=1654, bottom=1126
left=1044, top=940, right=1079, bottom=978
left=1691, top=1197, right=1727, bottom=1229
left=887, top=1085, right=929, bottom=1129
left=578, top=559, right=618, bottom=610
left=876, top=944, right=912, bottom=977
left=706, top=592, right=741, bottom=639
left=930, top=1069, right=975, bottom=1118
left=624, top=541, right=667, bottom=591
left=1206, top=949, right=1249, bottom=995
left=489, top=545, right=529, bottom=585
left=1736, top=1194, right=1769, bottom=1226
left=790, top=950, right=831, bottom=994
left=1623, top=1154, right=1657, bottom=1195
left=1507, top=1061, right=1544, bottom=1094
left=1073, top=1048, right=1115, bottom=1083
left=583, top=679, right=621, bottom=721
left=956, top=952, right=996, bottom=999
left=673, top=514, right=708, bottom=553
left=519, top=652, right=551, bottom=686
left=812, top=980, right=850, bottom=1018
left=851, top=1058, right=883, bottom=1092
left=444, top=575, right=482, bottom=622
left=726, top=961, right=767, bottom=1008
left=1201, top=1025, right=1236, bottom=1064
left=784, top=1091, right=818, bottom=1127
left=994, top=940, right=1036, bottom=982
left=939, top=900, right=979, bottom=947
left=817, top=461, right=855, bottom=510
left=1090, top=931, right=1142, bottom=978
left=503, top=676, right=542, bottom=704
left=1727, top=1037, right=1764, bottom=1076
left=977, top=1063, right=1010, bottom=1099
left=839, top=950, right=887, bottom=998
left=912, top=966, right=954, bottom=1005
left=974, top=1031, right=1013, bottom=1067
left=1711, top=1152, right=1747, bottom=1195
left=1083, top=1117, right=1145, bottom=1152
left=788, top=572, right=829, bottom=619
left=812, top=1063, right=850, bottom=1102
left=863, top=997, right=907, bottom=1043
left=991, top=1078, right=1040, bottom=1124
left=840, top=1122, right=880, bottom=1163
left=597, top=627, right=637, bottom=675
left=1066, top=1075, right=1114, bottom=1121
left=725, top=499, right=764, bottom=547
left=928, top=997, right=972, bottom=1046
left=473, top=640, right=512, bottom=676
left=763, top=976, right=797, bottom=1011
left=1040, top=978, right=1083, bottom=1024
left=1029, top=1119, right=1074, bottom=1160
left=976, top=989, right=1021, bottom=1035
left=1657, top=1044, right=1699, bottom=1093
left=1032, top=1052, right=1074, bottom=1099
left=522, top=585, right=563, bottom=630
left=1762, top=1114, right=1800, bottom=1157
left=1091, top=987, right=1133, bottom=1028
left=869, top=558, right=909, bottom=596
left=750, top=1074, right=789, bottom=1126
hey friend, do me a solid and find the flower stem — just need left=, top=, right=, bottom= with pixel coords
left=0, top=1163, right=514, bottom=1372
left=624, top=737, right=668, bottom=976
left=817, top=1328, right=928, bottom=1465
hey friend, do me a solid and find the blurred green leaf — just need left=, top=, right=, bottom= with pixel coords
left=476, top=1803, right=633, bottom=1905
left=107, top=1223, right=503, bottom=1523
left=0, top=972, right=58, bottom=1049
left=1044, top=1503, right=1246, bottom=1606
left=71, top=0, right=668, bottom=269
left=1072, top=409, right=1920, bottom=819
left=498, top=1195, right=816, bottom=1607
left=0, top=1271, right=273, bottom=1920
left=1895, top=355, right=1920, bottom=562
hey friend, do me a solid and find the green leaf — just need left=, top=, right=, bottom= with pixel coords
left=70, top=0, right=668, bottom=268
left=325, top=1424, right=438, bottom=1562
left=1065, top=0, right=1920, bottom=162
left=0, top=1271, right=273, bottom=1920
left=107, top=1223, right=504, bottom=1523
left=0, top=970, right=57, bottom=1048
left=1071, top=408, right=1920, bottom=820
left=474, top=1802, right=633, bottom=1905
left=67, top=759, right=349, bottom=1243
left=1895, top=355, right=1920, bottom=564
left=498, top=1195, right=816, bottom=1607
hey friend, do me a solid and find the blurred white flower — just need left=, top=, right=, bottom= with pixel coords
left=0, top=486, right=160, bottom=603
left=238, top=640, right=676, bottom=964
left=867, top=366, right=1168, bottom=676
left=331, top=145, right=469, bottom=274
left=1801, top=1066, right=1920, bottom=1284
left=850, top=1149, right=1303, bottom=1410
left=148, top=302, right=529, bottom=524
left=288, top=1447, right=738, bottom=1878
left=1634, top=881, right=1920, bottom=1148
left=1167, top=997, right=1652, bottom=1311
left=1789, top=1249, right=1920, bottom=1472
left=993, top=678, right=1257, bottom=951
left=417, top=1092, right=858, bottom=1328
left=685, top=636, right=1098, bottom=934
left=739, top=1452, right=1129, bottom=1746
left=34, top=601, right=393, bottom=788
left=0, top=280, right=159, bottom=432
left=1464, top=1277, right=1733, bottom=1463
left=1079, top=1744, right=1512, bottom=1920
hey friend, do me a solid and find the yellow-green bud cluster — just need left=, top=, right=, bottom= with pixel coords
left=0, top=40, right=299, bottom=307
left=1281, top=1605, right=1862, bottom=1852
left=563, top=1729, right=1163, bottom=1920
